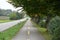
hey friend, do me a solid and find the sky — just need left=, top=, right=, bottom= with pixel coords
left=0, top=0, right=16, bottom=10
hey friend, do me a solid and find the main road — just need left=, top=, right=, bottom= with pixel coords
left=0, top=18, right=27, bottom=32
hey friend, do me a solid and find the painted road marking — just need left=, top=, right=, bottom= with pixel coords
left=27, top=26, right=30, bottom=40
left=28, top=31, right=30, bottom=35
left=27, top=27, right=30, bottom=35
left=27, top=38, right=30, bottom=40
left=28, top=27, right=30, bottom=29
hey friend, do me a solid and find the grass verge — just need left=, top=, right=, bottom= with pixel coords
left=0, top=20, right=27, bottom=40
left=0, top=20, right=12, bottom=23
left=32, top=21, right=51, bottom=40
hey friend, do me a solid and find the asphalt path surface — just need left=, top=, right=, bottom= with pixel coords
left=12, top=20, right=45, bottom=40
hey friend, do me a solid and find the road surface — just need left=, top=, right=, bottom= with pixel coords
left=0, top=18, right=26, bottom=32
left=12, top=20, right=45, bottom=40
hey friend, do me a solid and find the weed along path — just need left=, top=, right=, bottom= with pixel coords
left=12, top=20, right=45, bottom=40
left=0, top=18, right=26, bottom=32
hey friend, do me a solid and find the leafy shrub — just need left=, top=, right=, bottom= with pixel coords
left=39, top=20, right=46, bottom=28
left=9, top=12, right=24, bottom=20
left=48, top=16, right=60, bottom=40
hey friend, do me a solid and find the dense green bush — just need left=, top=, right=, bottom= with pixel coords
left=48, top=16, right=60, bottom=40
left=39, top=20, right=46, bottom=28
left=38, top=16, right=46, bottom=28
left=9, top=12, right=24, bottom=20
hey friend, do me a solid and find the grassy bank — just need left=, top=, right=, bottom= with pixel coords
left=0, top=20, right=27, bottom=40
left=0, top=20, right=12, bottom=23
left=32, top=21, right=51, bottom=40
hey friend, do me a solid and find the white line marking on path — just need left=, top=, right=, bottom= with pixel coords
left=27, top=27, right=30, bottom=35
left=27, top=26, right=31, bottom=40
left=27, top=38, right=30, bottom=40
left=28, top=31, right=30, bottom=35
left=28, top=27, right=30, bottom=29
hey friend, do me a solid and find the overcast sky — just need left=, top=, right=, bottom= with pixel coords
left=0, top=0, right=16, bottom=10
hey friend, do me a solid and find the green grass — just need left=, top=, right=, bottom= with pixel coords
left=0, top=21, right=26, bottom=40
left=0, top=20, right=12, bottom=23
left=32, top=21, right=51, bottom=40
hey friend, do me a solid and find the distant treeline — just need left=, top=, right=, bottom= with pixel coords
left=0, top=9, right=25, bottom=20
left=0, top=9, right=12, bottom=16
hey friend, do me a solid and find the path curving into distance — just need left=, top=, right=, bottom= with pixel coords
left=12, top=19, right=45, bottom=40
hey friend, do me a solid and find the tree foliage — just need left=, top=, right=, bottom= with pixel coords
left=9, top=12, right=24, bottom=20
left=8, top=0, right=60, bottom=15
left=8, top=0, right=60, bottom=27
left=48, top=16, right=60, bottom=40
left=0, top=9, right=12, bottom=16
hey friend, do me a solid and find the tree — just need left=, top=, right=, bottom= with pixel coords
left=0, top=9, right=12, bottom=16
left=8, top=0, right=60, bottom=28
left=44, top=0, right=60, bottom=28
left=9, top=12, right=24, bottom=20
left=8, top=0, right=42, bottom=23
left=9, top=12, right=17, bottom=20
